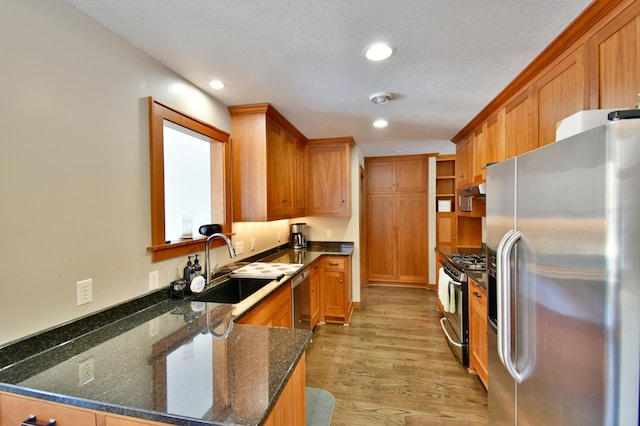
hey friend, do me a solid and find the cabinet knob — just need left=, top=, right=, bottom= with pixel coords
left=22, top=415, right=57, bottom=426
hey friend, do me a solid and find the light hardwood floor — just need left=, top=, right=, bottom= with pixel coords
left=305, top=286, right=488, bottom=426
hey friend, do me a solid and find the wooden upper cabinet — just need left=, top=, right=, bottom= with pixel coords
left=534, top=46, right=587, bottom=148
left=395, top=156, right=427, bottom=192
left=485, top=113, right=503, bottom=165
left=456, top=135, right=473, bottom=188
left=306, top=137, right=353, bottom=217
left=229, top=104, right=307, bottom=222
left=267, top=122, right=296, bottom=218
left=504, top=90, right=534, bottom=159
left=368, top=155, right=427, bottom=193
left=294, top=139, right=306, bottom=217
left=589, top=2, right=640, bottom=110
left=473, top=125, right=487, bottom=182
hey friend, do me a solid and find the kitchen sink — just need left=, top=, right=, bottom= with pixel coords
left=194, top=277, right=274, bottom=304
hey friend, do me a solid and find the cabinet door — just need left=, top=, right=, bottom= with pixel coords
left=0, top=392, right=98, bottom=425
left=456, top=136, right=473, bottom=188
left=323, top=270, right=345, bottom=318
left=366, top=160, right=396, bottom=192
left=436, top=212, right=457, bottom=246
left=395, top=157, right=427, bottom=192
left=106, top=415, right=170, bottom=426
left=267, top=122, right=295, bottom=219
left=485, top=114, right=503, bottom=165
left=238, top=284, right=292, bottom=327
left=307, top=144, right=348, bottom=216
left=294, top=139, right=306, bottom=216
left=535, top=47, right=586, bottom=148
left=396, top=193, right=428, bottom=283
left=504, top=90, right=534, bottom=159
left=366, top=193, right=397, bottom=281
left=589, top=6, right=640, bottom=109
left=473, top=126, right=487, bottom=182
left=469, top=280, right=488, bottom=388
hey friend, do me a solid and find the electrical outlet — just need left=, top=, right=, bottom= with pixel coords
left=235, top=241, right=244, bottom=255
left=149, top=270, right=159, bottom=290
left=76, top=279, right=93, bottom=306
left=149, top=317, right=160, bottom=337
left=78, top=357, right=95, bottom=385
left=277, top=231, right=281, bottom=242
left=326, top=229, right=332, bottom=238
left=250, top=238, right=256, bottom=251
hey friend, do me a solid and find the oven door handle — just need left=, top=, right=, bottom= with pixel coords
left=439, top=317, right=463, bottom=348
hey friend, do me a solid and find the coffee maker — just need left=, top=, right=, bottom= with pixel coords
left=290, top=223, right=307, bottom=250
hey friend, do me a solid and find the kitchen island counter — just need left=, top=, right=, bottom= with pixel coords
left=0, top=298, right=310, bottom=426
left=0, top=244, right=353, bottom=425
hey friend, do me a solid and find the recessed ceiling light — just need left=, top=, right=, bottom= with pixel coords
left=373, top=119, right=388, bottom=128
left=365, top=43, right=395, bottom=61
left=209, top=80, right=225, bottom=90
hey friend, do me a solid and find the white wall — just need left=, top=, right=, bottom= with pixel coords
left=0, top=0, right=290, bottom=346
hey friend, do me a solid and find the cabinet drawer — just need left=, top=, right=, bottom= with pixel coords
left=0, top=392, right=97, bottom=426
left=323, top=257, right=345, bottom=271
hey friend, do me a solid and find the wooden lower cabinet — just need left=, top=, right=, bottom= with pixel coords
left=0, top=392, right=98, bottom=425
left=468, top=278, right=488, bottom=389
left=321, top=256, right=353, bottom=325
left=1, top=355, right=305, bottom=426
left=237, top=283, right=292, bottom=328
left=263, top=353, right=306, bottom=426
left=105, top=415, right=170, bottom=426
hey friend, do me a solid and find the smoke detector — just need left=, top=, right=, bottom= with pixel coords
left=369, top=92, right=393, bottom=105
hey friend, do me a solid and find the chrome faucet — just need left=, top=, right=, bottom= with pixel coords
left=205, top=233, right=236, bottom=286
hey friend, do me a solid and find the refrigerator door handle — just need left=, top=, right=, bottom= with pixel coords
left=497, top=229, right=525, bottom=383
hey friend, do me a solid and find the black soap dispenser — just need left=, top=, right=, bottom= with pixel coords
left=183, top=256, right=194, bottom=283
left=193, top=254, right=202, bottom=278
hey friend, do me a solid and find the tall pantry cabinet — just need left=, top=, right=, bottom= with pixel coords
left=365, top=155, right=429, bottom=286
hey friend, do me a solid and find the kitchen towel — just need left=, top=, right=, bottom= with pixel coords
left=230, top=262, right=303, bottom=279
left=438, top=267, right=455, bottom=313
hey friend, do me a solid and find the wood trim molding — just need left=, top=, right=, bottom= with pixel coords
left=307, top=136, right=356, bottom=147
left=452, top=0, right=630, bottom=143
left=228, top=103, right=308, bottom=143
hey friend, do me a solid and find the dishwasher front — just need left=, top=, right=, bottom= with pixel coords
left=291, top=268, right=311, bottom=330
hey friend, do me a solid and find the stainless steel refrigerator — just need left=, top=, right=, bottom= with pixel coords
left=486, top=117, right=640, bottom=425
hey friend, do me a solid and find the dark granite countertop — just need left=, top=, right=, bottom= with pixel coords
left=0, top=243, right=353, bottom=425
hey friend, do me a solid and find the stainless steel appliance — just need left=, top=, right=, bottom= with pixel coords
left=486, top=118, right=640, bottom=425
left=439, top=253, right=486, bottom=366
left=292, top=267, right=311, bottom=330
left=290, top=222, right=307, bottom=250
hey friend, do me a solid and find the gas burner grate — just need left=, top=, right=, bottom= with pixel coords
left=449, top=254, right=487, bottom=272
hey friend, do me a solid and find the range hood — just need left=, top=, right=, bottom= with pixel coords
left=459, top=182, right=486, bottom=200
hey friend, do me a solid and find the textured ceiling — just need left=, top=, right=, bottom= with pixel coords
left=63, top=0, right=592, bottom=156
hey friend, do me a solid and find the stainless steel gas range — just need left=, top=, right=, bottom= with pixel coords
left=438, top=251, right=486, bottom=367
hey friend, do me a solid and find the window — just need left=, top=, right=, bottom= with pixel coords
left=147, top=98, right=232, bottom=262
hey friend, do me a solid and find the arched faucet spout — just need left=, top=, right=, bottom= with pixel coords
left=205, top=233, right=236, bottom=286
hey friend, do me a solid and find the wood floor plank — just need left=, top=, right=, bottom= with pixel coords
left=305, top=286, right=488, bottom=425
